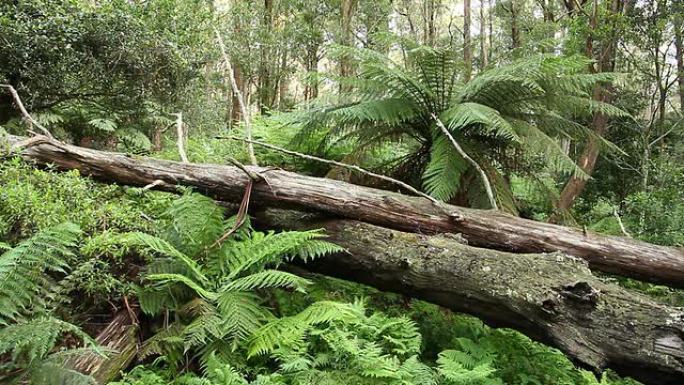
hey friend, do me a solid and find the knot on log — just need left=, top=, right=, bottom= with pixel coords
left=560, top=281, right=600, bottom=306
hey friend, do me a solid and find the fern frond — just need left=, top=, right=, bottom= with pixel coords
left=202, top=353, right=249, bottom=385
left=221, top=270, right=312, bottom=293
left=248, top=301, right=361, bottom=357
left=138, top=322, right=185, bottom=362
left=422, top=133, right=469, bottom=201
left=114, top=232, right=209, bottom=285
left=222, top=230, right=340, bottom=279
left=29, top=361, right=97, bottom=385
left=164, top=192, right=225, bottom=257
left=146, top=273, right=217, bottom=301
left=442, top=102, right=520, bottom=141
left=0, top=316, right=95, bottom=364
left=0, top=222, right=81, bottom=323
left=437, top=348, right=499, bottom=384
left=216, top=291, right=273, bottom=342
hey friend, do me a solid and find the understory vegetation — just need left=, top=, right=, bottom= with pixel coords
left=1, top=0, right=683, bottom=384
left=0, top=161, right=643, bottom=385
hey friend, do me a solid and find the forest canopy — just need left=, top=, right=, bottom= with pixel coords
left=0, top=0, right=683, bottom=385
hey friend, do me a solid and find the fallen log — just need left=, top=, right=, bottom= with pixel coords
left=255, top=209, right=684, bottom=385
left=4, top=134, right=684, bottom=287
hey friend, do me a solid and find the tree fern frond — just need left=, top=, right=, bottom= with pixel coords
left=0, top=223, right=81, bottom=323
left=556, top=95, right=631, bottom=119
left=164, top=192, right=225, bottom=257
left=422, top=134, right=469, bottom=201
left=221, top=270, right=312, bottom=293
left=512, top=120, right=590, bottom=179
left=442, top=102, right=520, bottom=141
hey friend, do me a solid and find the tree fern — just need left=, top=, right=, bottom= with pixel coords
left=0, top=316, right=99, bottom=385
left=0, top=222, right=81, bottom=324
left=293, top=47, right=628, bottom=211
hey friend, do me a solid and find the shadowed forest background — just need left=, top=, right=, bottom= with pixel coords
left=1, top=0, right=683, bottom=384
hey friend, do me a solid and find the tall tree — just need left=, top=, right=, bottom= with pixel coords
left=480, top=0, right=488, bottom=68
left=553, top=0, right=628, bottom=218
left=340, top=0, right=357, bottom=91
left=258, top=0, right=275, bottom=111
left=464, top=0, right=473, bottom=81
left=675, top=7, right=684, bottom=112
left=510, top=0, right=521, bottom=49
left=424, top=0, right=438, bottom=47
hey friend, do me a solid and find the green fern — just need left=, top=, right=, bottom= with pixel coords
left=0, top=222, right=81, bottom=324
left=0, top=316, right=99, bottom=385
left=293, top=47, right=628, bottom=211
left=96, top=192, right=342, bottom=368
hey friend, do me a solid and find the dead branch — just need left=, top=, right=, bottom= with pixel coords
left=431, top=113, right=498, bottom=210
left=214, top=28, right=258, bottom=166
left=216, top=135, right=439, bottom=203
left=0, top=84, right=53, bottom=138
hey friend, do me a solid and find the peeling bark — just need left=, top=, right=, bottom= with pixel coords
left=4, top=134, right=684, bottom=287
left=256, top=209, right=684, bottom=385
left=70, top=311, right=139, bottom=384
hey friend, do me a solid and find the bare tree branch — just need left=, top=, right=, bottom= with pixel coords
left=0, top=84, right=53, bottom=138
left=214, top=28, right=258, bottom=166
left=431, top=113, right=498, bottom=210
left=172, top=112, right=188, bottom=163
left=613, top=209, right=632, bottom=238
left=216, top=135, right=439, bottom=203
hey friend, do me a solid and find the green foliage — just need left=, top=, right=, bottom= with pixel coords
left=0, top=222, right=81, bottom=324
left=89, top=192, right=343, bottom=368
left=0, top=0, right=213, bottom=143
left=293, top=47, right=627, bottom=210
left=0, top=158, right=173, bottom=239
left=0, top=226, right=99, bottom=385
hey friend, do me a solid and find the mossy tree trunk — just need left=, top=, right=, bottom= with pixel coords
left=256, top=209, right=684, bottom=385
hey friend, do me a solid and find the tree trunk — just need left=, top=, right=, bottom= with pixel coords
left=480, top=0, right=488, bottom=68
left=554, top=91, right=609, bottom=214
left=230, top=64, right=245, bottom=126
left=675, top=11, right=684, bottom=112
left=339, top=0, right=356, bottom=91
left=304, top=43, right=320, bottom=101
left=488, top=0, right=494, bottom=63
left=554, top=0, right=624, bottom=215
left=69, top=310, right=139, bottom=384
left=423, top=0, right=437, bottom=47
left=510, top=0, right=521, bottom=49
left=254, top=209, right=684, bottom=385
left=5, top=134, right=684, bottom=287
left=464, top=0, right=472, bottom=81
left=258, top=0, right=275, bottom=112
